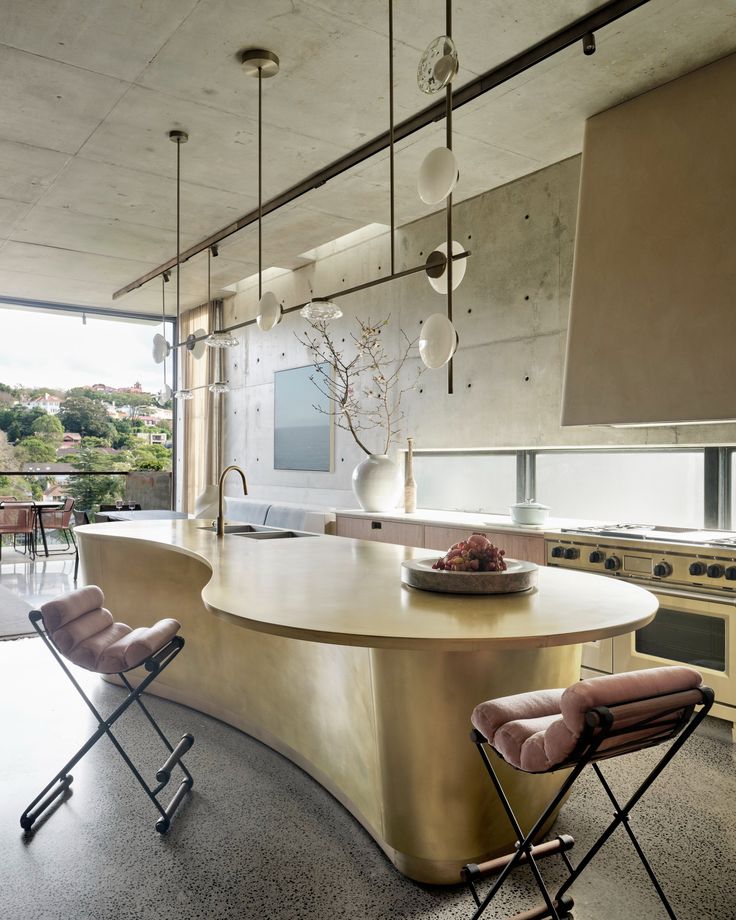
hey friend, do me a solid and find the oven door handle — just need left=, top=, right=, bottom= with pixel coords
left=631, top=581, right=736, bottom=607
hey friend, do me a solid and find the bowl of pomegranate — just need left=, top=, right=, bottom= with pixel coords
left=400, top=533, right=538, bottom=595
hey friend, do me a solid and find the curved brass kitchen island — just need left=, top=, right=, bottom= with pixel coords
left=76, top=521, right=657, bottom=884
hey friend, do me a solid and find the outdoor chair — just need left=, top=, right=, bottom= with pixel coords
left=38, top=497, right=79, bottom=582
left=462, top=666, right=714, bottom=920
left=20, top=585, right=195, bottom=835
left=0, top=498, right=36, bottom=560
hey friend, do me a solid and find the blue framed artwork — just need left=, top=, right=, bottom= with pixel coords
left=273, top=363, right=333, bottom=471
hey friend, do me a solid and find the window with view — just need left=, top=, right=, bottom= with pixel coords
left=0, top=304, right=175, bottom=515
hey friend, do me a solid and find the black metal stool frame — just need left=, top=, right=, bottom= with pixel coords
left=462, top=685, right=714, bottom=920
left=20, top=610, right=194, bottom=835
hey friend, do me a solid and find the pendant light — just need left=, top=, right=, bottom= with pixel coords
left=206, top=247, right=240, bottom=347
left=156, top=275, right=172, bottom=406
left=300, top=297, right=343, bottom=321
left=416, top=20, right=460, bottom=206
left=169, top=128, right=206, bottom=403
left=417, top=0, right=461, bottom=390
left=239, top=49, right=283, bottom=333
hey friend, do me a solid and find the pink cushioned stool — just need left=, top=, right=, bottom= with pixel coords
left=20, top=585, right=195, bottom=835
left=462, top=666, right=713, bottom=920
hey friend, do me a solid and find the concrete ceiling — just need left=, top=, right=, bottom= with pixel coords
left=0, top=0, right=734, bottom=317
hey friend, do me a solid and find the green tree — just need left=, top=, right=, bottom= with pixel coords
left=0, top=406, right=46, bottom=442
left=132, top=444, right=171, bottom=471
left=60, top=396, right=114, bottom=439
left=32, top=413, right=64, bottom=443
left=110, top=418, right=138, bottom=450
left=14, top=437, right=57, bottom=464
left=65, top=443, right=126, bottom=513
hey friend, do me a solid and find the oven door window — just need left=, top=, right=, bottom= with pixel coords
left=635, top=607, right=726, bottom=671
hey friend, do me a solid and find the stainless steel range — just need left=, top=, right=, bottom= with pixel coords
left=546, top=525, right=736, bottom=739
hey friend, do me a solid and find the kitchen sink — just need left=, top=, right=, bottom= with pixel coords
left=198, top=523, right=315, bottom=538
left=197, top=523, right=274, bottom=534
left=231, top=529, right=314, bottom=540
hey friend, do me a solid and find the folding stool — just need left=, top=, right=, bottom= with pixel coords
left=462, top=666, right=714, bottom=920
left=20, top=585, right=195, bottom=834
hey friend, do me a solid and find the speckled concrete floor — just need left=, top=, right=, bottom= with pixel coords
left=1, top=561, right=735, bottom=920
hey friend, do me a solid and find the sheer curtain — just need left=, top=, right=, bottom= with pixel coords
left=179, top=301, right=223, bottom=513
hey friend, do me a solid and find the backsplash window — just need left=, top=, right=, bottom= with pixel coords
left=536, top=450, right=704, bottom=527
left=412, top=453, right=516, bottom=514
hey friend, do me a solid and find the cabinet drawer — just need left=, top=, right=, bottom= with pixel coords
left=336, top=516, right=425, bottom=547
left=424, top=525, right=546, bottom=565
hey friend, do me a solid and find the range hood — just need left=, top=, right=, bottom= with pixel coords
left=561, top=52, right=736, bottom=427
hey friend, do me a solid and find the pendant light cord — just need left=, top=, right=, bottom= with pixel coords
left=161, top=275, right=167, bottom=388
left=445, top=0, right=454, bottom=395
left=258, top=66, right=263, bottom=300
left=176, top=137, right=181, bottom=328
left=389, top=0, right=395, bottom=275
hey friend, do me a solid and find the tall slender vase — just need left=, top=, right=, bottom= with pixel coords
left=404, top=438, right=417, bottom=513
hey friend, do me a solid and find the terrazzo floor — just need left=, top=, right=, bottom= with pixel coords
left=1, top=559, right=735, bottom=920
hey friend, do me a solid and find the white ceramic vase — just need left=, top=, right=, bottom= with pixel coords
left=352, top=454, right=401, bottom=512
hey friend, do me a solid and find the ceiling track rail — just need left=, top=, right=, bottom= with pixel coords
left=113, top=0, right=653, bottom=301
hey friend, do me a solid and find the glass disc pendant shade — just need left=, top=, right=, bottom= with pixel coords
left=300, top=298, right=343, bottom=321
left=206, top=330, right=240, bottom=348
left=417, top=35, right=459, bottom=94
left=419, top=313, right=458, bottom=369
left=185, top=328, right=208, bottom=360
left=174, top=388, right=193, bottom=400
left=425, top=240, right=467, bottom=293
left=257, top=290, right=282, bottom=331
left=208, top=381, right=230, bottom=394
left=152, top=333, right=171, bottom=364
left=156, top=384, right=172, bottom=406
left=417, top=147, right=459, bottom=205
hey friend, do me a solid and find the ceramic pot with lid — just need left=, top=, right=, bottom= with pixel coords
left=510, top=499, right=550, bottom=526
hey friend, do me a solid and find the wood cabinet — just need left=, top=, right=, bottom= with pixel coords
left=336, top=515, right=425, bottom=548
left=424, top=525, right=546, bottom=565
left=335, top=514, right=546, bottom=564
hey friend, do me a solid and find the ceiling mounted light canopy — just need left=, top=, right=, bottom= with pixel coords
left=300, top=298, right=343, bottom=321
left=257, top=290, right=282, bottom=331
left=425, top=240, right=467, bottom=293
left=417, top=146, right=459, bottom=205
left=419, top=313, right=459, bottom=369
left=417, top=35, right=459, bottom=94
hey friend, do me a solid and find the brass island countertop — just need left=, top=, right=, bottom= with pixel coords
left=76, top=519, right=657, bottom=884
left=78, top=519, right=656, bottom=651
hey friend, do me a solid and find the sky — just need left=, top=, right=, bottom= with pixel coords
left=0, top=306, right=173, bottom=393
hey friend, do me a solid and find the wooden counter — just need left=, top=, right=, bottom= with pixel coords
left=77, top=520, right=657, bottom=883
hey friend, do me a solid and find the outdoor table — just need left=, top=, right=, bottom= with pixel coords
left=0, top=501, right=64, bottom=557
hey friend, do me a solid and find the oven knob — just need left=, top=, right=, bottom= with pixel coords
left=589, top=550, right=604, bottom=563
left=653, top=562, right=672, bottom=578
left=689, top=561, right=707, bottom=576
left=707, top=564, right=725, bottom=578
left=563, top=547, right=579, bottom=560
left=726, top=566, right=736, bottom=581
left=604, top=556, right=621, bottom=571
left=550, top=546, right=565, bottom=558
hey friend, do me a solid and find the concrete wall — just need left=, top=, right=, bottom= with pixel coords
left=221, top=156, right=736, bottom=508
